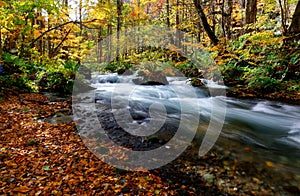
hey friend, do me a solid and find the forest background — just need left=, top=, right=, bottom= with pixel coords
left=0, top=0, right=299, bottom=101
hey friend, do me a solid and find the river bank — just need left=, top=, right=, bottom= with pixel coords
left=0, top=93, right=300, bottom=195
left=225, top=84, right=300, bottom=105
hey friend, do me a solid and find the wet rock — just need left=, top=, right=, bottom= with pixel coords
left=189, top=78, right=205, bottom=87
left=130, top=111, right=148, bottom=120
left=132, top=70, right=169, bottom=85
left=132, top=78, right=169, bottom=85
left=283, top=185, right=300, bottom=194
left=94, top=75, right=119, bottom=83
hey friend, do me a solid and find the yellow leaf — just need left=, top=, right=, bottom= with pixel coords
left=0, top=28, right=9, bottom=33
left=265, top=161, right=273, bottom=167
left=0, top=0, right=7, bottom=7
left=33, top=30, right=41, bottom=38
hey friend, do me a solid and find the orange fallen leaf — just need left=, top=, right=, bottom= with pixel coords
left=13, top=186, right=31, bottom=193
left=243, top=147, right=251, bottom=151
left=15, top=156, right=25, bottom=163
left=87, top=167, right=98, bottom=172
left=50, top=167, right=58, bottom=171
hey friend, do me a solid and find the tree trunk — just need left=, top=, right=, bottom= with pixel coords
left=116, top=0, right=122, bottom=60
left=239, top=0, right=245, bottom=8
left=210, top=0, right=216, bottom=33
left=175, top=0, right=179, bottom=28
left=175, top=0, right=181, bottom=47
left=221, top=0, right=226, bottom=37
left=98, top=26, right=103, bottom=62
left=166, top=0, right=171, bottom=27
left=107, top=23, right=112, bottom=61
left=117, top=0, right=122, bottom=33
left=288, top=0, right=300, bottom=34
left=193, top=0, right=219, bottom=45
left=79, top=0, right=83, bottom=36
left=245, top=0, right=257, bottom=24
left=279, top=0, right=288, bottom=35
left=197, top=21, right=202, bottom=42
left=64, top=0, right=68, bottom=7
left=47, top=17, right=52, bottom=57
left=224, top=0, right=233, bottom=38
left=36, top=11, right=45, bottom=54
left=0, top=28, right=2, bottom=63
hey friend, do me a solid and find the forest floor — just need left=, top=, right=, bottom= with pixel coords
left=1, top=93, right=300, bottom=195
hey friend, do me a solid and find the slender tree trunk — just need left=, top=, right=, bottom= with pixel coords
left=64, top=0, right=68, bottom=7
left=239, top=0, right=245, bottom=8
left=288, top=0, right=300, bottom=34
left=98, top=26, right=103, bottom=62
left=117, top=0, right=122, bottom=33
left=47, top=18, right=52, bottom=57
left=36, top=11, right=45, bottom=54
left=175, top=0, right=179, bottom=28
left=221, top=0, right=226, bottom=37
left=79, top=0, right=83, bottom=36
left=279, top=0, right=288, bottom=34
left=0, top=28, right=2, bottom=63
left=107, top=23, right=112, bottom=61
left=116, top=0, right=122, bottom=60
left=224, top=0, right=233, bottom=38
left=64, top=0, right=69, bottom=18
left=193, top=0, right=219, bottom=45
left=175, top=0, right=181, bottom=47
left=166, top=0, right=171, bottom=27
left=197, top=21, right=202, bottom=42
left=210, top=0, right=216, bottom=33
left=245, top=0, right=257, bottom=24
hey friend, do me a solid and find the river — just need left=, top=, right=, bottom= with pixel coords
left=74, top=73, right=300, bottom=175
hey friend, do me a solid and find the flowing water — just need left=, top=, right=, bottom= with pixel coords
left=84, top=73, right=300, bottom=174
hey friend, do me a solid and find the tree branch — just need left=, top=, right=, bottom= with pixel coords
left=49, top=28, right=72, bottom=58
left=30, top=19, right=99, bottom=48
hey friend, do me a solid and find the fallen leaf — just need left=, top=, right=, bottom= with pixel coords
left=243, top=147, right=251, bottom=151
left=13, top=186, right=31, bottom=193
left=265, top=161, right=273, bottom=167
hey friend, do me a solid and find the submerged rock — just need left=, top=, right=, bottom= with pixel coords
left=99, top=75, right=119, bottom=83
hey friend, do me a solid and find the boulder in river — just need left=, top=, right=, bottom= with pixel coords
left=132, top=70, right=169, bottom=85
left=189, top=78, right=205, bottom=87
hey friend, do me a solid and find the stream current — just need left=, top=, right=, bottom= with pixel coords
left=77, top=73, right=300, bottom=173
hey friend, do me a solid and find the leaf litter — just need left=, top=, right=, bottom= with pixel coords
left=0, top=93, right=299, bottom=195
